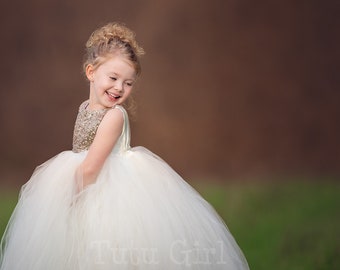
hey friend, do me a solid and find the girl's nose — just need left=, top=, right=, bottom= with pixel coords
left=114, top=82, right=124, bottom=92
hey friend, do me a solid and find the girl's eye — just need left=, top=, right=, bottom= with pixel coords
left=110, top=77, right=117, bottom=81
left=126, top=82, right=133, bottom=87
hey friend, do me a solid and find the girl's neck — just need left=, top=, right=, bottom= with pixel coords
left=86, top=99, right=108, bottom=112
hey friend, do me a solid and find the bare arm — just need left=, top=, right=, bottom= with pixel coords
left=76, top=107, right=124, bottom=191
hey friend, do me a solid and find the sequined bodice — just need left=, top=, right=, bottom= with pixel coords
left=72, top=100, right=130, bottom=153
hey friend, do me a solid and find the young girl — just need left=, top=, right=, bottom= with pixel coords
left=0, top=23, right=249, bottom=270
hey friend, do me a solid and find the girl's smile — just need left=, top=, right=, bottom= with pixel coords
left=106, top=91, right=121, bottom=101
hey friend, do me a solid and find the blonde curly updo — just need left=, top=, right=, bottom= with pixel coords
left=83, top=22, right=145, bottom=76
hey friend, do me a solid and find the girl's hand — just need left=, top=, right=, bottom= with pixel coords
left=75, top=164, right=99, bottom=193
left=75, top=165, right=85, bottom=194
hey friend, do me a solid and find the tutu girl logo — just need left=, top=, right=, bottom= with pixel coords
left=87, top=239, right=228, bottom=266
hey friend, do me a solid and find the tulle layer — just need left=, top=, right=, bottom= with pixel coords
left=0, top=147, right=249, bottom=270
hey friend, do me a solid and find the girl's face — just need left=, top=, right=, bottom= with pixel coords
left=86, top=55, right=136, bottom=110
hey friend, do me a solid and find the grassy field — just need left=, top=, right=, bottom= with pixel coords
left=0, top=180, right=339, bottom=269
left=193, top=179, right=340, bottom=270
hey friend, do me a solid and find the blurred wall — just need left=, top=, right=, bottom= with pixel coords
left=0, top=0, right=339, bottom=185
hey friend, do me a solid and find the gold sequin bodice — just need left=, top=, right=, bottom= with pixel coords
left=72, top=100, right=131, bottom=153
left=72, top=101, right=110, bottom=153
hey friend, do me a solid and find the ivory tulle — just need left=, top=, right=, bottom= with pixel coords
left=0, top=147, right=249, bottom=269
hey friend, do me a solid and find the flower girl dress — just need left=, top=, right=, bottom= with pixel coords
left=0, top=101, right=249, bottom=270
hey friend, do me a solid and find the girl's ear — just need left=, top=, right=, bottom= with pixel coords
left=85, top=64, right=95, bottom=82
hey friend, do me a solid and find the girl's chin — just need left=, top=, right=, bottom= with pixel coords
left=105, top=99, right=124, bottom=108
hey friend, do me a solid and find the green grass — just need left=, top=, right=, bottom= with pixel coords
left=1, top=180, right=339, bottom=269
left=0, top=190, right=18, bottom=237
left=193, top=180, right=340, bottom=270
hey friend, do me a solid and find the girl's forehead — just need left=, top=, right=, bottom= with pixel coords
left=100, top=56, right=136, bottom=77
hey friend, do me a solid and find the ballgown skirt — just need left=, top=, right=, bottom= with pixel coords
left=0, top=147, right=249, bottom=269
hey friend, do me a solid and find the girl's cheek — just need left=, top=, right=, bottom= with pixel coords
left=126, top=89, right=133, bottom=96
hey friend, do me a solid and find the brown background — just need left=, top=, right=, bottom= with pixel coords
left=0, top=0, right=339, bottom=185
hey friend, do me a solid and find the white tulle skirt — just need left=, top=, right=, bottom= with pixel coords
left=0, top=147, right=249, bottom=270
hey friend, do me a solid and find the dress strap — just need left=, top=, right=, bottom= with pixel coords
left=113, top=105, right=131, bottom=151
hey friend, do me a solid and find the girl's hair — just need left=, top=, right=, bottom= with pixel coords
left=83, top=22, right=145, bottom=75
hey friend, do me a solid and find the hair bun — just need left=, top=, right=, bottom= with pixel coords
left=86, top=22, right=145, bottom=57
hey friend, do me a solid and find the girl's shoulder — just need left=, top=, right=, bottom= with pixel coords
left=104, top=105, right=128, bottom=124
left=112, top=104, right=127, bottom=115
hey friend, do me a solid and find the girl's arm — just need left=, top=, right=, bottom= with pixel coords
left=76, top=107, right=124, bottom=191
